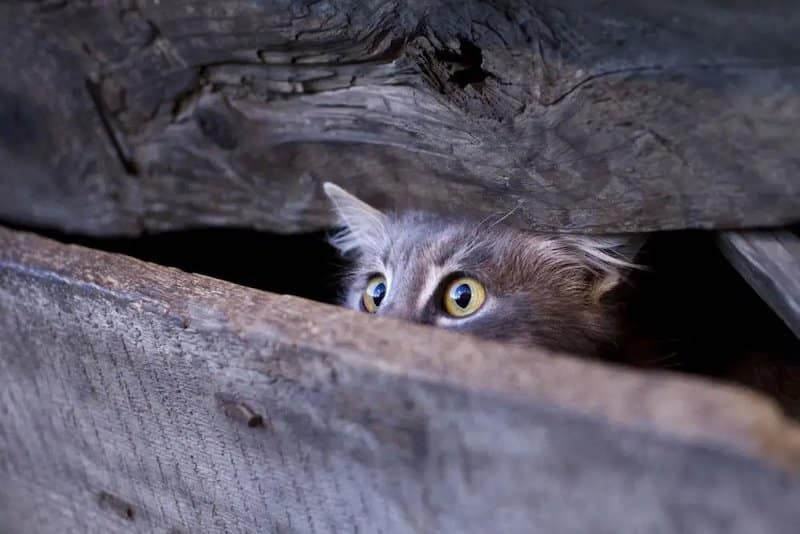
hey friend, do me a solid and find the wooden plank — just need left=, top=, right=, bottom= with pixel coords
left=1, top=226, right=800, bottom=533
left=1, top=1, right=799, bottom=236
left=718, top=230, right=800, bottom=339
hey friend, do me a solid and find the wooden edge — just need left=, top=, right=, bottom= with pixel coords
left=2, top=224, right=800, bottom=472
left=718, top=230, right=800, bottom=339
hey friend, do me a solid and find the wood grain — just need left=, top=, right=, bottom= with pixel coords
left=1, top=1, right=799, bottom=236
left=1, top=225, right=800, bottom=533
left=718, top=230, right=800, bottom=339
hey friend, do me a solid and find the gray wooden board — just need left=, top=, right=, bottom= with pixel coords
left=1, top=1, right=799, bottom=236
left=718, top=230, right=800, bottom=339
left=1, top=226, right=800, bottom=533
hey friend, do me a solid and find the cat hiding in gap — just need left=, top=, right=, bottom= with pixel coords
left=323, top=182, right=646, bottom=357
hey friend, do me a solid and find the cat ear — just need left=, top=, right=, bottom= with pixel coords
left=323, top=182, right=389, bottom=254
left=562, top=234, right=648, bottom=300
left=568, top=234, right=647, bottom=269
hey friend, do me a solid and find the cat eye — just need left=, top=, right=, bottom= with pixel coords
left=362, top=274, right=387, bottom=313
left=443, top=277, right=486, bottom=317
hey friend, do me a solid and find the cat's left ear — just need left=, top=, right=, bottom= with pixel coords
left=323, top=182, right=389, bottom=254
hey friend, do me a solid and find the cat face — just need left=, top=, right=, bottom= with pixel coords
left=324, top=182, right=643, bottom=356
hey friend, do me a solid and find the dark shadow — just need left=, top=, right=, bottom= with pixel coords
left=622, top=230, right=800, bottom=417
left=22, top=226, right=347, bottom=305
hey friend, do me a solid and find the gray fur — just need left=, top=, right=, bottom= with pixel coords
left=324, top=182, right=644, bottom=356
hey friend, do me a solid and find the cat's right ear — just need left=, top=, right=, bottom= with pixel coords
left=323, top=182, right=389, bottom=254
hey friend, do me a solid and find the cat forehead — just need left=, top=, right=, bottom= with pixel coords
left=388, top=214, right=467, bottom=245
left=375, top=213, right=503, bottom=266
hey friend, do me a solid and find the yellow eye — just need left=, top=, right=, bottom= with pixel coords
left=443, top=277, right=486, bottom=317
left=362, top=275, right=388, bottom=313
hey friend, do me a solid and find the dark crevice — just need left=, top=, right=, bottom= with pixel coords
left=435, top=38, right=491, bottom=88
left=621, top=231, right=800, bottom=418
left=18, top=226, right=347, bottom=305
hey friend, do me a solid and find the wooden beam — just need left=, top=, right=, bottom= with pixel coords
left=1, top=225, right=800, bottom=533
left=1, top=1, right=799, bottom=236
left=718, top=230, right=800, bottom=339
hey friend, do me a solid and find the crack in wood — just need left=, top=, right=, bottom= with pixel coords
left=84, top=78, right=139, bottom=176
left=546, top=60, right=800, bottom=106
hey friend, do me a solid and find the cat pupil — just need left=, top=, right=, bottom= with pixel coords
left=371, top=282, right=386, bottom=306
left=453, top=284, right=471, bottom=308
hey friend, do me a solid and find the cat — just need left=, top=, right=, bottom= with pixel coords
left=323, top=182, right=645, bottom=357
left=323, top=183, right=800, bottom=417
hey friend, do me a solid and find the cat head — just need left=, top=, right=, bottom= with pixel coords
left=323, top=182, right=645, bottom=356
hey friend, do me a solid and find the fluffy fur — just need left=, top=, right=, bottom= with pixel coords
left=324, top=182, right=645, bottom=356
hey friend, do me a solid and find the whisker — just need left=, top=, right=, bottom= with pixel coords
left=486, top=202, right=523, bottom=230
left=477, top=210, right=504, bottom=227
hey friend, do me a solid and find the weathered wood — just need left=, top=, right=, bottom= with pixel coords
left=1, top=226, right=800, bottom=533
left=718, top=230, right=800, bottom=339
left=1, top=1, right=799, bottom=236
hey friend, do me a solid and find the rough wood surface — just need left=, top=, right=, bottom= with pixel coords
left=718, top=230, right=800, bottom=339
left=1, top=1, right=799, bottom=236
left=1, top=226, right=800, bottom=533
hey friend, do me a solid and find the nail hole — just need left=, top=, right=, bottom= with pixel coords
left=216, top=393, right=266, bottom=428
left=98, top=491, right=136, bottom=521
